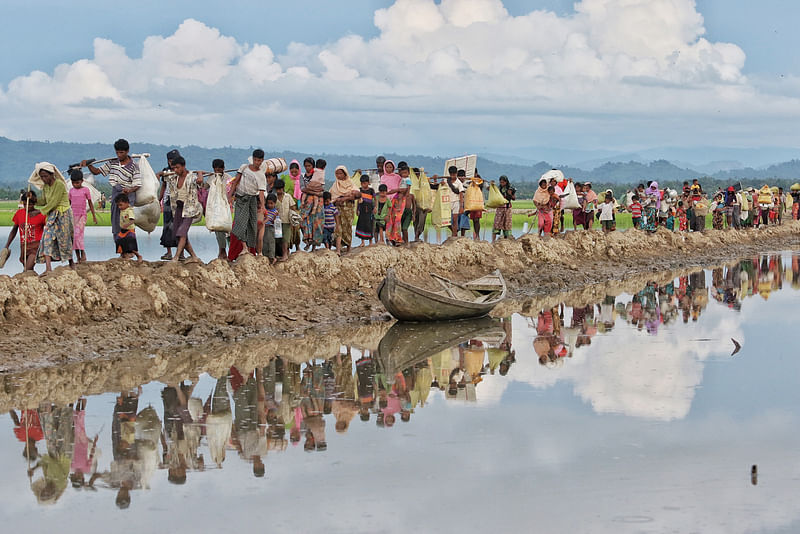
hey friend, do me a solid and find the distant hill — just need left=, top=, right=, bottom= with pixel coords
left=2, top=136, right=800, bottom=189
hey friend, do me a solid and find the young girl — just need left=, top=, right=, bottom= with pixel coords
left=676, top=200, right=688, bottom=232
left=355, top=174, right=375, bottom=246
left=68, top=170, right=98, bottom=263
left=289, top=160, right=303, bottom=205
left=374, top=184, right=389, bottom=244
left=3, top=191, right=46, bottom=271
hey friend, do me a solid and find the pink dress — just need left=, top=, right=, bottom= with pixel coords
left=69, top=187, right=92, bottom=250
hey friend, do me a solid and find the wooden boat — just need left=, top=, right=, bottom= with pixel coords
left=377, top=268, right=506, bottom=322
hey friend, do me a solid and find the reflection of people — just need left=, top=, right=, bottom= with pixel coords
left=230, top=367, right=267, bottom=476
left=29, top=403, right=74, bottom=504
left=70, top=398, right=99, bottom=489
left=10, top=408, right=44, bottom=460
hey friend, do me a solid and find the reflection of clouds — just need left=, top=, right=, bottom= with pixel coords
left=502, top=303, right=745, bottom=421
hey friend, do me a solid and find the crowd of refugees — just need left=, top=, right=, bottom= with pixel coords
left=4, top=139, right=799, bottom=274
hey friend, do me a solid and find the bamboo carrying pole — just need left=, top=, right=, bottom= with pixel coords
left=68, top=153, right=151, bottom=170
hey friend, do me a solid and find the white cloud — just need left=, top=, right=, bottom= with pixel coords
left=1, top=1, right=797, bottom=151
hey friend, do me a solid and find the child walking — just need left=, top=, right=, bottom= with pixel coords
left=355, top=174, right=375, bottom=246
left=374, top=184, right=389, bottom=244
left=3, top=191, right=46, bottom=272
left=629, top=194, right=642, bottom=229
left=68, top=169, right=98, bottom=263
left=114, top=195, right=142, bottom=262
left=322, top=191, right=341, bottom=253
left=598, top=193, right=615, bottom=233
left=262, top=193, right=279, bottom=264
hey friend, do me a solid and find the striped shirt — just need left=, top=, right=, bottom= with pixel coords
left=323, top=203, right=339, bottom=229
left=100, top=159, right=141, bottom=188
left=630, top=201, right=642, bottom=218
left=264, top=207, right=278, bottom=226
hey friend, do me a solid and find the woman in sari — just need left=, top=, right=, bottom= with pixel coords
left=329, top=165, right=360, bottom=254
left=642, top=182, right=660, bottom=233
left=31, top=163, right=74, bottom=273
left=533, top=179, right=552, bottom=236
left=300, top=157, right=324, bottom=250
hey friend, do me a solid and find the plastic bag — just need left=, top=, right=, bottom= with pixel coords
left=205, top=176, right=233, bottom=233
left=486, top=182, right=506, bottom=209
left=432, top=187, right=452, bottom=227
left=135, top=155, right=159, bottom=207
left=562, top=181, right=580, bottom=210
left=274, top=216, right=283, bottom=238
left=464, top=182, right=484, bottom=212
left=419, top=172, right=433, bottom=211
left=351, top=170, right=363, bottom=191
left=134, top=199, right=161, bottom=233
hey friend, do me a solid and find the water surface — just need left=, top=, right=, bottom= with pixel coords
left=1, top=253, right=799, bottom=533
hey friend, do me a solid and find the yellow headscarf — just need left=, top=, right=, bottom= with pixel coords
left=329, top=165, right=358, bottom=201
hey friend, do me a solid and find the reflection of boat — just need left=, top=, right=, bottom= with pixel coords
left=376, top=317, right=505, bottom=375
left=377, top=268, right=507, bottom=322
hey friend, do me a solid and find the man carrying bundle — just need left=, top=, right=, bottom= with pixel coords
left=82, top=139, right=141, bottom=247
left=227, top=149, right=267, bottom=260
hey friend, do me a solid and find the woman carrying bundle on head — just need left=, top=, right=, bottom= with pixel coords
left=31, top=163, right=74, bottom=273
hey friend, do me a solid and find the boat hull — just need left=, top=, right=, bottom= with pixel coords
left=377, top=268, right=506, bottom=322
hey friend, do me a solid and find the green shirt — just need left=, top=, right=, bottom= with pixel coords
left=37, top=179, right=70, bottom=215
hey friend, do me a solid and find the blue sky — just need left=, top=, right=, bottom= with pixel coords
left=1, top=0, right=798, bottom=157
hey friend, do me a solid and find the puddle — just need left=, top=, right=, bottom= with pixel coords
left=1, top=252, right=800, bottom=533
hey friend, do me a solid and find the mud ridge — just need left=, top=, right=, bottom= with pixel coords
left=0, top=223, right=797, bottom=372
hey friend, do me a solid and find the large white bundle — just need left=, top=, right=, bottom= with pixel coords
left=562, top=181, right=580, bottom=210
left=134, top=199, right=161, bottom=233
left=205, top=175, right=233, bottom=232
left=134, top=155, right=159, bottom=207
left=444, top=155, right=477, bottom=178
left=540, top=169, right=565, bottom=183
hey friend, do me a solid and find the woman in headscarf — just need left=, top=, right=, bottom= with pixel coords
left=30, top=163, right=74, bottom=273
left=533, top=179, right=552, bottom=236
left=289, top=160, right=303, bottom=204
left=300, top=157, right=324, bottom=250
left=642, top=181, right=660, bottom=233
left=380, top=160, right=401, bottom=199
left=491, top=175, right=515, bottom=241
left=330, top=165, right=361, bottom=254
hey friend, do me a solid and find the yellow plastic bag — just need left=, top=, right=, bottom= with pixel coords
left=432, top=186, right=452, bottom=227
left=351, top=170, right=363, bottom=191
left=486, top=182, right=506, bottom=208
left=464, top=181, right=484, bottom=212
left=417, top=171, right=433, bottom=211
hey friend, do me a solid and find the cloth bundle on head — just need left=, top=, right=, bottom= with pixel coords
left=28, top=162, right=67, bottom=190
left=329, top=165, right=358, bottom=201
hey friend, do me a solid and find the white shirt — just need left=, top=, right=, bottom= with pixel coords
left=236, top=164, right=267, bottom=196
left=599, top=201, right=615, bottom=221
left=448, top=179, right=464, bottom=212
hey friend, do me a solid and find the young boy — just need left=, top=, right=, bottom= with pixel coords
left=456, top=169, right=470, bottom=237
left=274, top=179, right=293, bottom=261
left=262, top=193, right=279, bottom=264
left=374, top=184, right=389, bottom=244
left=322, top=191, right=341, bottom=253
left=68, top=169, right=98, bottom=264
left=114, top=195, right=142, bottom=262
left=629, top=194, right=643, bottom=229
left=3, top=191, right=46, bottom=271
left=598, top=193, right=615, bottom=233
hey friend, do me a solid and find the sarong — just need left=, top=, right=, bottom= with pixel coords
left=232, top=194, right=258, bottom=249
left=37, top=209, right=74, bottom=263
left=335, top=201, right=355, bottom=247
left=72, top=213, right=86, bottom=250
left=386, top=196, right=407, bottom=243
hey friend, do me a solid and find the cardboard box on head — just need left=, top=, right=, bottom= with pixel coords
left=444, top=155, right=477, bottom=179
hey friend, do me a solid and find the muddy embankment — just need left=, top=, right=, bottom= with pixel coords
left=0, top=243, right=795, bottom=412
left=0, top=223, right=797, bottom=375
left=0, top=263, right=729, bottom=410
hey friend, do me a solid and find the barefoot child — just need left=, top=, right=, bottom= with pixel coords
left=322, top=191, right=341, bottom=253
left=3, top=191, right=46, bottom=272
left=355, top=174, right=375, bottom=246
left=598, top=193, right=615, bottom=233
left=68, top=169, right=98, bottom=263
left=114, top=195, right=143, bottom=262
left=374, top=184, right=389, bottom=244
left=262, top=193, right=279, bottom=264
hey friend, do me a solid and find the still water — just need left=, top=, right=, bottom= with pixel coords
left=1, top=253, right=799, bottom=533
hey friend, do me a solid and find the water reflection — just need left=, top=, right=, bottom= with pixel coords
left=3, top=253, right=800, bottom=514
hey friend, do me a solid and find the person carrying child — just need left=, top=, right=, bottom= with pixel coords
left=386, top=175, right=412, bottom=246
left=3, top=191, right=46, bottom=272
left=68, top=169, right=98, bottom=263
left=300, top=157, right=324, bottom=250
left=114, top=194, right=143, bottom=262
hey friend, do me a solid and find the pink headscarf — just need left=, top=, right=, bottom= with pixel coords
left=380, top=160, right=401, bottom=199
left=290, top=159, right=302, bottom=200
left=645, top=181, right=661, bottom=209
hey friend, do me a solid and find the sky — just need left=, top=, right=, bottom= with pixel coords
left=1, top=0, right=799, bottom=158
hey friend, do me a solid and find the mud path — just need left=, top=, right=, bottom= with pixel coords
left=0, top=223, right=797, bottom=376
